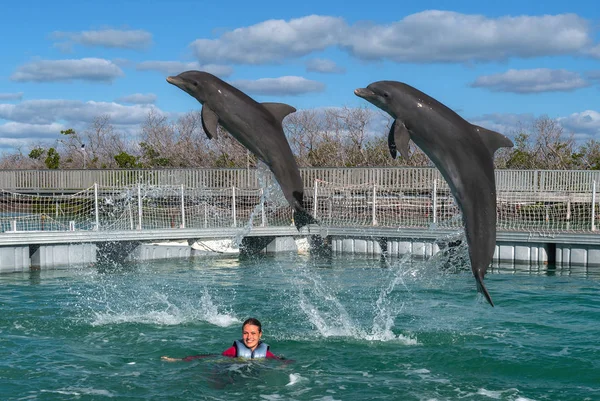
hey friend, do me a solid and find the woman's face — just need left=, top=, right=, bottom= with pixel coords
left=242, top=324, right=262, bottom=350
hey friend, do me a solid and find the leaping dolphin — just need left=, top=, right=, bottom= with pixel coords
left=355, top=81, right=513, bottom=306
left=167, top=70, right=317, bottom=230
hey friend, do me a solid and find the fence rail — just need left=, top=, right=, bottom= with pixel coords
left=3, top=168, right=600, bottom=193
left=2, top=171, right=600, bottom=236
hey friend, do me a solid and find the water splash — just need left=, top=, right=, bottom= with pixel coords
left=71, top=269, right=239, bottom=327
left=233, top=161, right=289, bottom=246
left=290, top=256, right=417, bottom=344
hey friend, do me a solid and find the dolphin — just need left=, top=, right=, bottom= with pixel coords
left=166, top=70, right=316, bottom=230
left=354, top=81, right=513, bottom=306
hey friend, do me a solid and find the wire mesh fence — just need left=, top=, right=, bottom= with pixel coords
left=2, top=172, right=600, bottom=235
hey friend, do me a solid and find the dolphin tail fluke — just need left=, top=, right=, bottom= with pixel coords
left=294, top=209, right=318, bottom=230
left=475, top=273, right=494, bottom=307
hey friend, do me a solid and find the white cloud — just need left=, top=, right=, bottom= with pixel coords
left=0, top=122, right=65, bottom=138
left=191, top=15, right=346, bottom=64
left=471, top=111, right=600, bottom=141
left=0, top=92, right=23, bottom=101
left=188, top=12, right=594, bottom=65
left=343, top=11, right=591, bottom=63
left=306, top=58, right=345, bottom=74
left=469, top=113, right=536, bottom=136
left=136, top=61, right=234, bottom=77
left=231, top=76, right=325, bottom=96
left=51, top=28, right=153, bottom=50
left=471, top=69, right=590, bottom=93
left=0, top=122, right=66, bottom=151
left=116, top=93, right=157, bottom=105
left=0, top=99, right=173, bottom=152
left=10, top=58, right=124, bottom=83
left=558, top=110, right=600, bottom=138
left=0, top=99, right=164, bottom=125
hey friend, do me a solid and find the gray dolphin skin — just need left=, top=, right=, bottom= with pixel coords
left=167, top=70, right=317, bottom=230
left=354, top=81, right=514, bottom=306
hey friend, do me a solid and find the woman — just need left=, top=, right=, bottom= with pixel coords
left=161, top=318, right=281, bottom=361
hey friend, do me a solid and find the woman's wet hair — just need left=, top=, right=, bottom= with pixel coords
left=242, top=317, right=262, bottom=332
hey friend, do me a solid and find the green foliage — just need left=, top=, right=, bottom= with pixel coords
left=60, top=128, right=77, bottom=137
left=214, top=153, right=237, bottom=168
left=140, top=142, right=171, bottom=167
left=44, top=148, right=60, bottom=169
left=28, top=147, right=45, bottom=160
left=114, top=151, right=141, bottom=168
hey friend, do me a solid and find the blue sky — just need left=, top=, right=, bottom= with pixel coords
left=0, top=0, right=599, bottom=154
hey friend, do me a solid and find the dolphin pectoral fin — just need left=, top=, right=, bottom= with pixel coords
left=475, top=271, right=494, bottom=307
left=201, top=106, right=219, bottom=140
left=471, top=124, right=514, bottom=156
left=261, top=103, right=297, bottom=123
left=389, top=120, right=411, bottom=159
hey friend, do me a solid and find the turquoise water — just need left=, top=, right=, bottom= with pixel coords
left=1, top=252, right=599, bottom=400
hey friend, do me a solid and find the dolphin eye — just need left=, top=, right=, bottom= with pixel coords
left=383, top=92, right=389, bottom=98
left=193, top=82, right=198, bottom=87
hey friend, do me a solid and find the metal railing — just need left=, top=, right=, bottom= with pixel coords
left=3, top=168, right=600, bottom=193
left=2, top=174, right=600, bottom=235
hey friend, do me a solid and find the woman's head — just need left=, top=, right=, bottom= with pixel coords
left=241, top=318, right=263, bottom=350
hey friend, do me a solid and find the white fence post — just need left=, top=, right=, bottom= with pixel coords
left=204, top=203, right=208, bottom=228
left=592, top=180, right=596, bottom=231
left=313, top=179, right=318, bottom=219
left=137, top=184, right=143, bottom=230
left=432, top=179, right=437, bottom=224
left=232, top=186, right=237, bottom=227
left=94, top=183, right=99, bottom=230
left=261, top=188, right=266, bottom=227
left=372, top=183, right=377, bottom=226
left=128, top=203, right=134, bottom=230
left=180, top=184, right=186, bottom=229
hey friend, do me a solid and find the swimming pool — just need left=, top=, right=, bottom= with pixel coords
left=1, top=252, right=598, bottom=400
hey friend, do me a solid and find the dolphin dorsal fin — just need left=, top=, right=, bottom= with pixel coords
left=389, top=120, right=411, bottom=159
left=261, top=102, right=297, bottom=123
left=471, top=124, right=514, bottom=156
left=201, top=105, right=219, bottom=140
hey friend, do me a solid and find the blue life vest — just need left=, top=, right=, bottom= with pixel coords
left=233, top=340, right=269, bottom=359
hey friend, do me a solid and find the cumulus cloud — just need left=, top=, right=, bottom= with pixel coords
left=0, top=92, right=23, bottom=101
left=0, top=99, right=164, bottom=125
left=0, top=122, right=66, bottom=151
left=471, top=111, right=600, bottom=141
left=191, top=15, right=346, bottom=64
left=0, top=99, right=173, bottom=151
left=343, top=11, right=591, bottom=63
left=231, top=76, right=325, bottom=96
left=116, top=93, right=157, bottom=104
left=306, top=58, right=345, bottom=74
left=471, top=69, right=589, bottom=93
left=558, top=110, right=600, bottom=138
left=469, top=112, right=536, bottom=136
left=10, top=58, right=124, bottom=83
left=188, top=12, right=594, bottom=65
left=0, top=122, right=65, bottom=139
left=51, top=28, right=153, bottom=51
left=136, top=61, right=234, bottom=77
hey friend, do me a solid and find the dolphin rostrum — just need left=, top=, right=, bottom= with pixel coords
left=355, top=81, right=513, bottom=306
left=167, top=70, right=316, bottom=230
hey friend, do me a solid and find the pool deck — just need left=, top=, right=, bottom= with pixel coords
left=2, top=225, right=600, bottom=273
